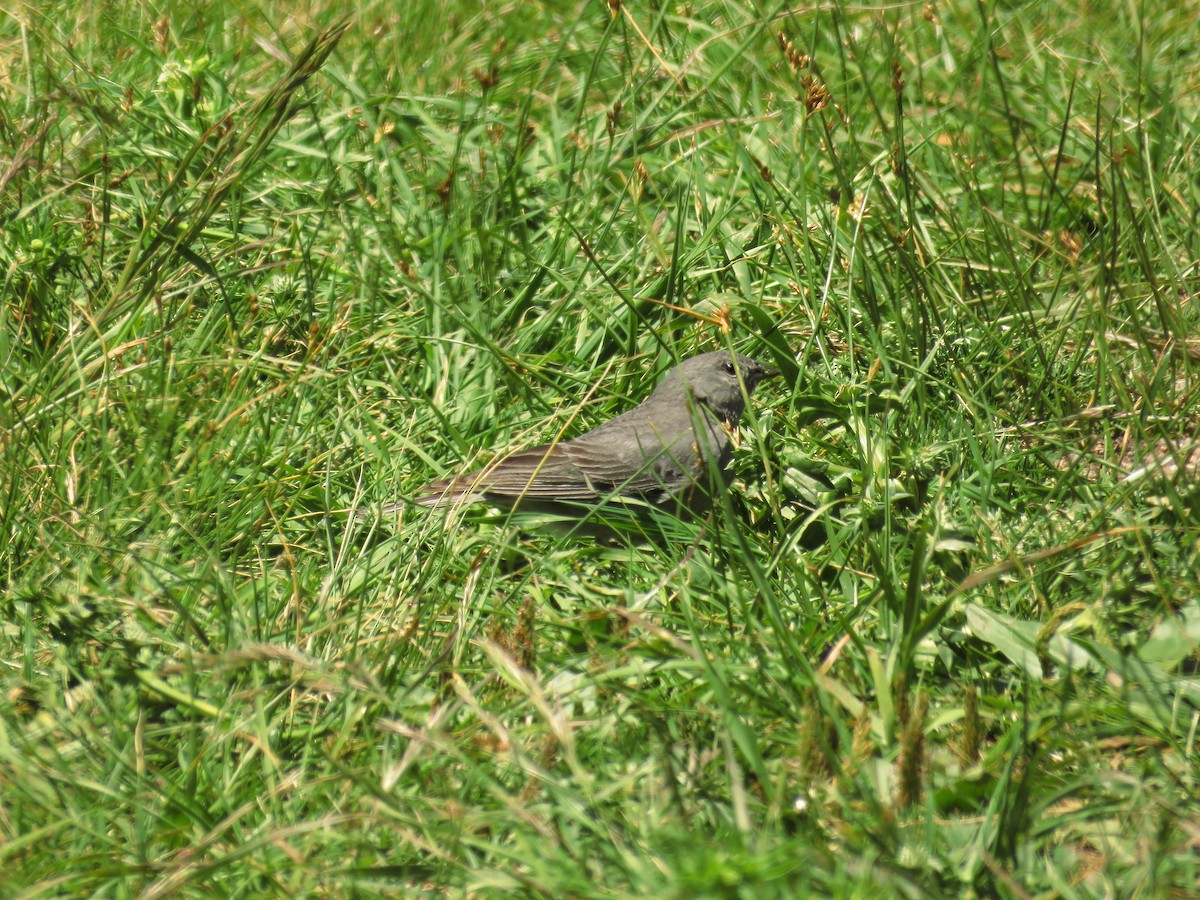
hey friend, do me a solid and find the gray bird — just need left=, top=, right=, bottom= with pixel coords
left=416, top=350, right=778, bottom=514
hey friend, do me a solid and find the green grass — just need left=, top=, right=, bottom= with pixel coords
left=3, top=0, right=1199, bottom=895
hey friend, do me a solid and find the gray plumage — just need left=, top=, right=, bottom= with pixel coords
left=417, top=351, right=778, bottom=512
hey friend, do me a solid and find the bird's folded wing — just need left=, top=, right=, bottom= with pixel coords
left=421, top=438, right=686, bottom=505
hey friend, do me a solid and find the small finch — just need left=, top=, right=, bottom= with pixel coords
left=416, top=350, right=778, bottom=514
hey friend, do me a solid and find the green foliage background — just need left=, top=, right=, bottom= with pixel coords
left=2, top=1, right=1198, bottom=895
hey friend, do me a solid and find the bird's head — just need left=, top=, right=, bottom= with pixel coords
left=660, top=350, right=779, bottom=423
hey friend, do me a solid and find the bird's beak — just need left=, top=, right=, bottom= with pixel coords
left=754, top=362, right=781, bottom=386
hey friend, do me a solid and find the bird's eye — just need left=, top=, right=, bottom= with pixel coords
left=722, top=361, right=736, bottom=376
